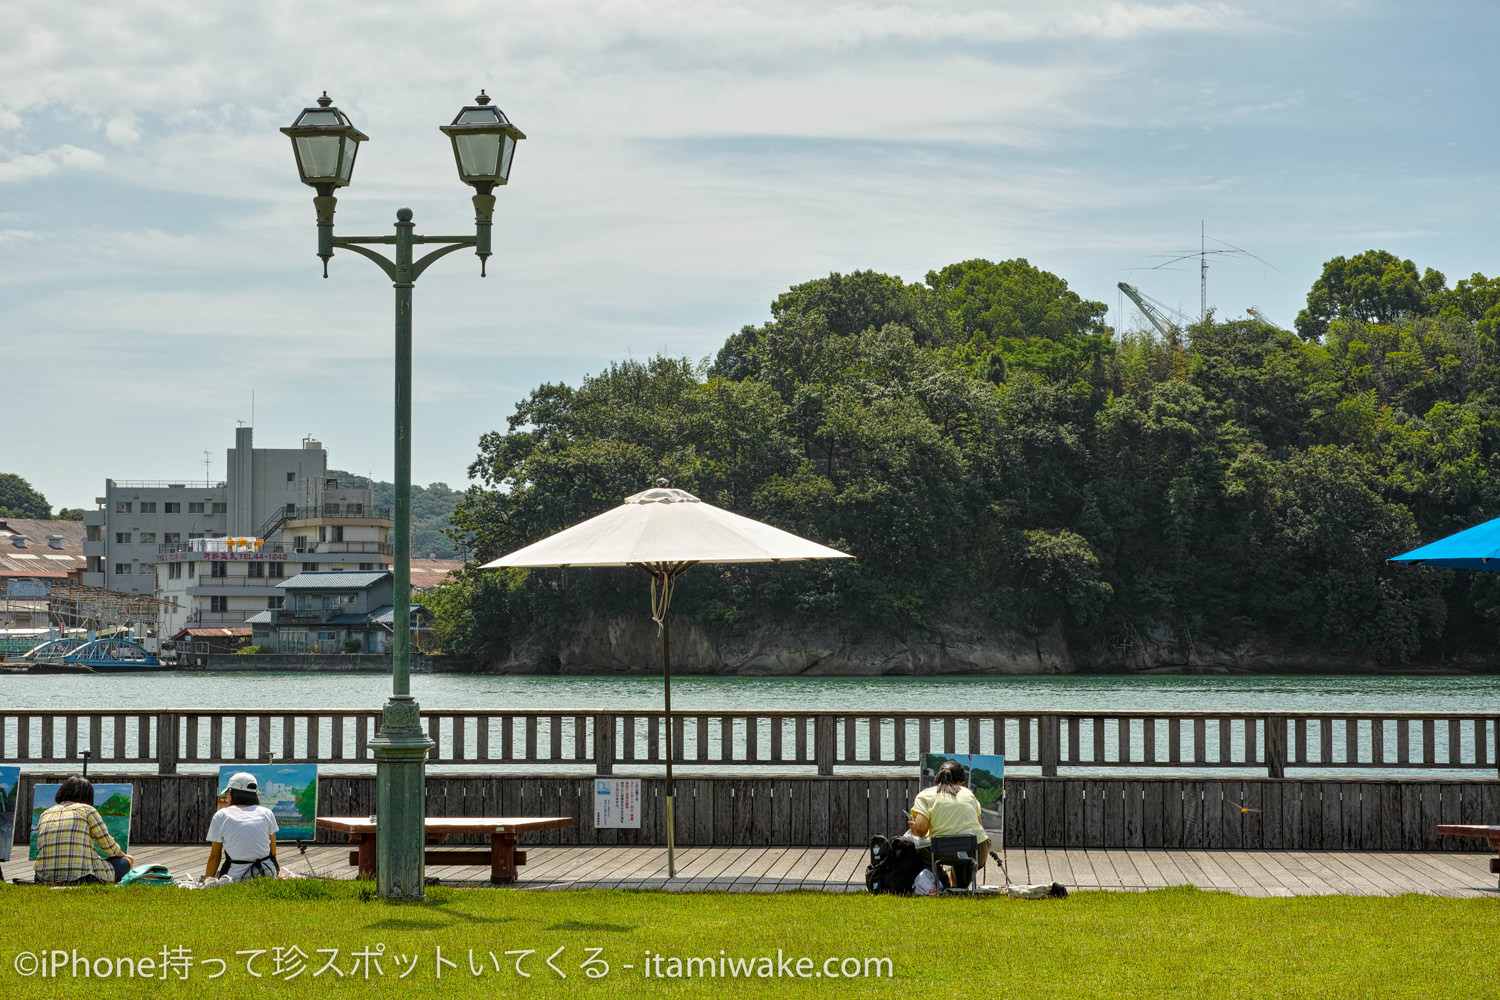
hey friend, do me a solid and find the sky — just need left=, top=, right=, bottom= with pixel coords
left=4, top=0, right=1498, bottom=510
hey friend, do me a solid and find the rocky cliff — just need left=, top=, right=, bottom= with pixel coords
left=484, top=613, right=1410, bottom=675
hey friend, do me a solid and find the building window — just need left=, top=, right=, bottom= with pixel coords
left=212, top=502, right=227, bottom=514
left=115, top=533, right=132, bottom=544
left=115, top=502, right=132, bottom=513
left=268, top=596, right=284, bottom=609
left=348, top=503, right=364, bottom=517
left=359, top=563, right=374, bottom=571
left=188, top=562, right=195, bottom=578
left=114, top=563, right=130, bottom=575
left=247, top=562, right=265, bottom=578
left=287, top=472, right=296, bottom=482
left=332, top=526, right=344, bottom=542
left=269, top=562, right=285, bottom=579
left=302, top=562, right=317, bottom=572
left=189, top=502, right=205, bottom=514
left=139, top=532, right=157, bottom=544
left=293, top=535, right=308, bottom=550
left=164, top=532, right=181, bottom=544
left=140, top=502, right=157, bottom=513
left=318, top=526, right=327, bottom=543
left=164, top=502, right=180, bottom=514
left=318, top=630, right=336, bottom=641
left=189, top=532, right=204, bottom=540
left=210, top=562, right=227, bottom=578
left=210, top=596, right=229, bottom=613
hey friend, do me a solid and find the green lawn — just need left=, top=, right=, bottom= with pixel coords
left=0, top=881, right=1494, bottom=998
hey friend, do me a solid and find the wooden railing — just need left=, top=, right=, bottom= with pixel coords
left=1, top=709, right=1497, bottom=777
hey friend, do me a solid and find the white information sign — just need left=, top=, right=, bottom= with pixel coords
left=593, top=777, right=641, bottom=829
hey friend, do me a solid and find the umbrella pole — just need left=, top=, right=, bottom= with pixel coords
left=662, top=586, right=676, bottom=878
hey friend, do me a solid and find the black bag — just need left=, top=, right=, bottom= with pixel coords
left=864, top=834, right=928, bottom=894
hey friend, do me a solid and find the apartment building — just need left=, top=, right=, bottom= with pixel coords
left=82, top=427, right=327, bottom=594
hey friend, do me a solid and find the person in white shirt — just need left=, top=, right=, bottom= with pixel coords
left=204, top=772, right=279, bottom=881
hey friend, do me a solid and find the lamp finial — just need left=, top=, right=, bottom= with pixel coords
left=316, top=92, right=333, bottom=108
left=475, top=90, right=491, bottom=105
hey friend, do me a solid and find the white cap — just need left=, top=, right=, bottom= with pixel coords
left=219, top=772, right=258, bottom=794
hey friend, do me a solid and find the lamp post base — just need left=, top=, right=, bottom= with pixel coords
left=368, top=695, right=434, bottom=899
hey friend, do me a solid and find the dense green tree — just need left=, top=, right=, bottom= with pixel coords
left=431, top=250, right=1500, bottom=668
left=0, top=474, right=50, bottom=518
left=53, top=508, right=85, bottom=521
left=1295, top=250, right=1447, bottom=341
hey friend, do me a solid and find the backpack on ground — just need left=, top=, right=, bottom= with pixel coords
left=864, top=834, right=931, bottom=894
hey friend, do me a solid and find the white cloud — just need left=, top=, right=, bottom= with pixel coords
left=0, top=144, right=105, bottom=183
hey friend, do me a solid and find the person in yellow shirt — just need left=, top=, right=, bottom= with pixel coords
left=907, top=760, right=990, bottom=874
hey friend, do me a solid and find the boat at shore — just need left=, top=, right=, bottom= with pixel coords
left=1, top=636, right=163, bottom=674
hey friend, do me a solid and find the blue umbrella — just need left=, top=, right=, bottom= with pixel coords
left=1389, top=516, right=1500, bottom=570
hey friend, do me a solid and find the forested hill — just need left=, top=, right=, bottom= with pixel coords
left=429, top=252, right=1500, bottom=673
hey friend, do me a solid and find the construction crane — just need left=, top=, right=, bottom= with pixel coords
left=1246, top=307, right=1288, bottom=332
left=1117, top=282, right=1188, bottom=339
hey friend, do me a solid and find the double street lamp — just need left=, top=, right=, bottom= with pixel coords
left=282, top=91, right=524, bottom=899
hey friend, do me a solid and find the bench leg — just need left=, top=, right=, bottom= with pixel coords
left=490, top=833, right=520, bottom=884
left=347, top=834, right=377, bottom=879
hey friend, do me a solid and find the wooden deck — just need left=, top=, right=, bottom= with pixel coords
left=6, top=845, right=1496, bottom=897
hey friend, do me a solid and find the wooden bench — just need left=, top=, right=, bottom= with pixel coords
left=317, top=816, right=574, bottom=884
left=1435, top=824, right=1500, bottom=889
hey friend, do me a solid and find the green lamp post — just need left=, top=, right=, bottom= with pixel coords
left=282, top=91, right=524, bottom=899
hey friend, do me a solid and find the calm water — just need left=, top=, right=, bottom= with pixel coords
left=6, top=670, right=1500, bottom=713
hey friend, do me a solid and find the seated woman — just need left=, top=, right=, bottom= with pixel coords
left=907, top=760, right=991, bottom=878
left=204, top=772, right=280, bottom=881
left=33, top=775, right=133, bottom=885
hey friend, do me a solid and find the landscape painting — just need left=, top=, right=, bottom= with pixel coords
left=219, top=764, right=318, bottom=841
left=922, top=752, right=1004, bottom=837
left=28, top=783, right=133, bottom=860
left=0, top=767, right=18, bottom=863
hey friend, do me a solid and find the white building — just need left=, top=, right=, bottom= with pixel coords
left=155, top=499, right=395, bottom=633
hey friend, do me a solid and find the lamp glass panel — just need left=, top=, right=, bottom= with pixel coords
left=297, top=110, right=344, bottom=126
left=338, top=137, right=358, bottom=182
left=455, top=133, right=501, bottom=178
left=498, top=134, right=516, bottom=182
left=295, top=135, right=341, bottom=182
left=457, top=108, right=502, bottom=125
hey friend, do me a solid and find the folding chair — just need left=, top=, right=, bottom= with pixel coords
left=929, top=834, right=979, bottom=892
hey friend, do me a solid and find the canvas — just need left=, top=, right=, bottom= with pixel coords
left=28, top=783, right=133, bottom=861
left=0, top=766, right=19, bottom=863
left=922, top=752, right=1004, bottom=839
left=218, top=764, right=318, bottom=841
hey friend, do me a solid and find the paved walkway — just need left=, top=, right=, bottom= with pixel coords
left=6, top=845, right=1496, bottom=897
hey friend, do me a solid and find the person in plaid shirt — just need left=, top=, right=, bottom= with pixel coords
left=34, top=775, right=133, bottom=884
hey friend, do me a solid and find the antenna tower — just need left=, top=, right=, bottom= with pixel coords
left=1148, top=222, right=1279, bottom=322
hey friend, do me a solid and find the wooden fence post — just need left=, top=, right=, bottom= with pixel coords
left=1040, top=714, right=1060, bottom=777
left=594, top=714, right=615, bottom=775
left=815, top=715, right=836, bottom=776
left=1266, top=716, right=1287, bottom=779
left=156, top=711, right=179, bottom=775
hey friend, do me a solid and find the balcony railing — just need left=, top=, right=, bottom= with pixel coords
left=185, top=577, right=288, bottom=589
left=107, top=481, right=227, bottom=490
left=312, top=541, right=393, bottom=555
left=282, top=505, right=392, bottom=522
left=183, top=611, right=262, bottom=626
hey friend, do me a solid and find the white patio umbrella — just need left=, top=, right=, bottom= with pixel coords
left=481, top=483, right=852, bottom=876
